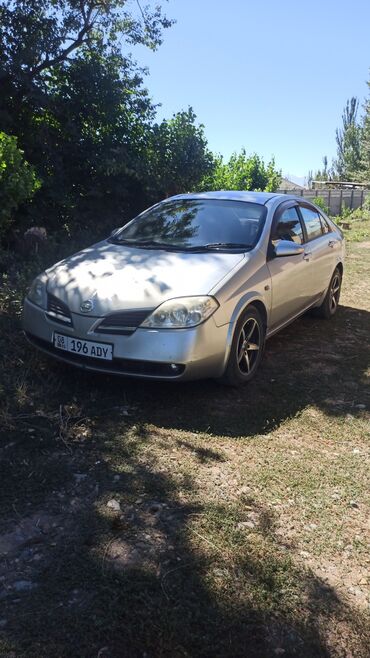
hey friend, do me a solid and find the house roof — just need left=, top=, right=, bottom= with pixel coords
left=278, top=177, right=305, bottom=191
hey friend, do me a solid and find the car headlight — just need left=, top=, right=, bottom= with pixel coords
left=140, top=296, right=219, bottom=329
left=27, top=273, right=48, bottom=309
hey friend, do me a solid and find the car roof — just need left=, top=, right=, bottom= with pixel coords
left=167, top=191, right=302, bottom=205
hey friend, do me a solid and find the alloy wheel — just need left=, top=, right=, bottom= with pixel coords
left=237, top=317, right=261, bottom=375
left=330, top=273, right=341, bottom=313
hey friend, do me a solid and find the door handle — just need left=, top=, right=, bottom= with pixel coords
left=303, top=251, right=312, bottom=261
left=328, top=240, right=336, bottom=248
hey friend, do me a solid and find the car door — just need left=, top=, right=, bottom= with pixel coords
left=267, top=202, right=315, bottom=331
left=298, top=204, right=338, bottom=297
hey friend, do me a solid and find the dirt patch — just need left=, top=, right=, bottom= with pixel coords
left=355, top=240, right=370, bottom=248
left=0, top=510, right=65, bottom=602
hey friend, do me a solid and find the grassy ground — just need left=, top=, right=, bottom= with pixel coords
left=0, top=220, right=369, bottom=657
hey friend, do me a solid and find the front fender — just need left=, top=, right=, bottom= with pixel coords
left=220, top=292, right=268, bottom=374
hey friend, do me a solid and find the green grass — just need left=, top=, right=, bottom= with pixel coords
left=337, top=211, right=370, bottom=242
left=0, top=237, right=369, bottom=657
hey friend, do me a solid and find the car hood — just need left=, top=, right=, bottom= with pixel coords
left=46, top=240, right=245, bottom=315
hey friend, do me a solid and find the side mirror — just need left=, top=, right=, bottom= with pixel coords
left=274, top=240, right=304, bottom=257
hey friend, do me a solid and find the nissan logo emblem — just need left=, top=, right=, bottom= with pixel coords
left=80, top=299, right=94, bottom=313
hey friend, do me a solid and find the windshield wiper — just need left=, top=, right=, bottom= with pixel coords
left=110, top=238, right=253, bottom=252
left=110, top=238, right=178, bottom=249
left=193, top=242, right=253, bottom=251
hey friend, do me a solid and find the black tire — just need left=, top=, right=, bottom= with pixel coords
left=313, top=267, right=342, bottom=320
left=219, top=305, right=265, bottom=387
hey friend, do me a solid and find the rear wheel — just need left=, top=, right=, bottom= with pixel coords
left=219, top=306, right=265, bottom=386
left=314, top=267, right=342, bottom=319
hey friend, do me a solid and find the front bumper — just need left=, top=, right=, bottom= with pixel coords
left=23, top=298, right=229, bottom=381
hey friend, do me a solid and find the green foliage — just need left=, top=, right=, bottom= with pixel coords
left=27, top=46, right=157, bottom=231
left=315, top=88, right=370, bottom=184
left=0, top=0, right=174, bottom=234
left=340, top=205, right=353, bottom=220
left=345, top=195, right=370, bottom=225
left=313, top=156, right=337, bottom=183
left=0, top=1, right=283, bottom=239
left=334, top=98, right=363, bottom=180
left=148, top=108, right=214, bottom=198
left=360, top=76, right=370, bottom=182
left=200, top=149, right=281, bottom=193
left=339, top=211, right=370, bottom=242
left=333, top=77, right=370, bottom=185
left=313, top=196, right=329, bottom=214
left=0, top=1, right=173, bottom=89
left=363, top=193, right=370, bottom=212
left=0, top=132, right=40, bottom=239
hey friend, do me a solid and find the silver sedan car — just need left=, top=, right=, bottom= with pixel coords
left=23, top=191, right=344, bottom=385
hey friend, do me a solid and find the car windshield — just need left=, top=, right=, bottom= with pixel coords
left=111, top=199, right=267, bottom=250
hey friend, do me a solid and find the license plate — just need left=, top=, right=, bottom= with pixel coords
left=53, top=333, right=113, bottom=361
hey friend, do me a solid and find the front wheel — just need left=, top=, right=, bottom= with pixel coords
left=219, top=306, right=265, bottom=386
left=314, top=267, right=342, bottom=319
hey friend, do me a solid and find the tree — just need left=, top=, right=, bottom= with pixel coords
left=312, top=155, right=337, bottom=183
left=360, top=75, right=370, bottom=182
left=29, top=46, right=157, bottom=229
left=0, top=1, right=172, bottom=143
left=200, top=149, right=281, bottom=192
left=0, top=0, right=173, bottom=233
left=0, top=131, right=40, bottom=239
left=0, top=1, right=172, bottom=87
left=333, top=97, right=362, bottom=180
left=306, top=170, right=313, bottom=188
left=147, top=108, right=214, bottom=198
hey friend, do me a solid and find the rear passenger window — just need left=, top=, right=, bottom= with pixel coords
left=319, top=213, right=332, bottom=234
left=300, top=207, right=323, bottom=240
left=272, top=207, right=303, bottom=245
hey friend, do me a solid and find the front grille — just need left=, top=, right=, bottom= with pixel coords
left=25, top=333, right=185, bottom=378
left=46, top=294, right=72, bottom=325
left=97, top=309, right=153, bottom=335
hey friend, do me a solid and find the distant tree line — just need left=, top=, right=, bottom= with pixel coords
left=0, top=0, right=281, bottom=244
left=310, top=77, right=370, bottom=185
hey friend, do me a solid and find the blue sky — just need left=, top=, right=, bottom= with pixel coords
left=133, top=0, right=370, bottom=182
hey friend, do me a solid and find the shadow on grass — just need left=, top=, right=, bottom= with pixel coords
left=0, top=303, right=369, bottom=656
left=0, top=420, right=368, bottom=658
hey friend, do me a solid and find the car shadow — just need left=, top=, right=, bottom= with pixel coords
left=46, top=303, right=370, bottom=439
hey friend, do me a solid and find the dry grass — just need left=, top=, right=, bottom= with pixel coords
left=0, top=236, right=369, bottom=657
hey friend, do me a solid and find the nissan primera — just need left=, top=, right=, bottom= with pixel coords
left=23, top=192, right=344, bottom=385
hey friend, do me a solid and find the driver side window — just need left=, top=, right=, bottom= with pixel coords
left=272, top=207, right=303, bottom=246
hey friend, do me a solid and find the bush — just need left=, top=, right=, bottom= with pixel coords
left=349, top=203, right=370, bottom=222
left=313, top=196, right=329, bottom=214
left=363, top=193, right=370, bottom=212
left=199, top=149, right=282, bottom=193
left=0, top=132, right=40, bottom=240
